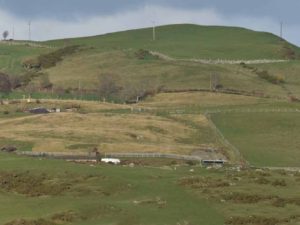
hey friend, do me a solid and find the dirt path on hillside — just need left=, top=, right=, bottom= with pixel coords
left=150, top=51, right=289, bottom=65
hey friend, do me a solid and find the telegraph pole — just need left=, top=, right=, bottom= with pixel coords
left=280, top=21, right=283, bottom=39
left=12, top=25, right=15, bottom=40
left=152, top=21, right=156, bottom=41
left=28, top=21, right=31, bottom=41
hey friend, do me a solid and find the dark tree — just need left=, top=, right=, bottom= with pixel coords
left=97, top=73, right=121, bottom=100
left=210, top=73, right=222, bottom=90
left=39, top=74, right=53, bottom=90
left=2, top=31, right=9, bottom=40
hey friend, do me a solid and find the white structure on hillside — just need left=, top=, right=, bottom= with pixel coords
left=101, top=158, right=121, bottom=165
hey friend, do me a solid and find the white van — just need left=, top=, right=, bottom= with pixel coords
left=101, top=158, right=121, bottom=165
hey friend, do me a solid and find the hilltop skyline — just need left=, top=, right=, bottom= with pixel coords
left=0, top=0, right=299, bottom=45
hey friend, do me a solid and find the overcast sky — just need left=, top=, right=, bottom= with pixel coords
left=0, top=0, right=299, bottom=45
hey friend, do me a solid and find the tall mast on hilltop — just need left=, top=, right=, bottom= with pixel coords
left=152, top=21, right=156, bottom=41
left=280, top=21, right=283, bottom=39
left=12, top=25, right=15, bottom=40
left=28, top=21, right=31, bottom=41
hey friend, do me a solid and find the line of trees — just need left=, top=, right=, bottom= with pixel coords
left=96, top=73, right=162, bottom=103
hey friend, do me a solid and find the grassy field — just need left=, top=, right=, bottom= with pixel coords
left=1, top=92, right=299, bottom=167
left=0, top=99, right=224, bottom=156
left=0, top=42, right=49, bottom=74
left=140, top=92, right=271, bottom=109
left=139, top=92, right=300, bottom=167
left=211, top=112, right=300, bottom=167
left=0, top=153, right=299, bottom=225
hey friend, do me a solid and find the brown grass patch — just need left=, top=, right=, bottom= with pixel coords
left=0, top=171, right=70, bottom=196
left=179, top=176, right=230, bottom=188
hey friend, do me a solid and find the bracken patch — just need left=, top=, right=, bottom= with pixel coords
left=0, top=171, right=70, bottom=196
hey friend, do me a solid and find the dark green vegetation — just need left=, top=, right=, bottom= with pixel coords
left=0, top=153, right=300, bottom=225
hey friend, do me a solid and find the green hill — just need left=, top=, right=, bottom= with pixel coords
left=1, top=24, right=300, bottom=100
left=45, top=24, right=300, bottom=60
left=0, top=42, right=49, bottom=74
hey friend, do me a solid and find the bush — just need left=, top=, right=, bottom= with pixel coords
left=223, top=192, right=274, bottom=204
left=289, top=96, right=300, bottom=102
left=256, top=70, right=285, bottom=84
left=272, top=198, right=286, bottom=207
left=226, top=215, right=283, bottom=225
left=135, top=49, right=158, bottom=60
left=0, top=72, right=12, bottom=94
left=23, top=45, right=80, bottom=70
left=186, top=160, right=197, bottom=166
left=272, top=179, right=287, bottom=187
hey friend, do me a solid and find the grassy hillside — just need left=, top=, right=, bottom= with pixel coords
left=1, top=153, right=300, bottom=225
left=0, top=24, right=299, bottom=100
left=140, top=92, right=300, bottom=167
left=1, top=92, right=299, bottom=167
left=39, top=25, right=300, bottom=98
left=0, top=42, right=50, bottom=74
left=211, top=112, right=300, bottom=167
left=42, top=48, right=295, bottom=99
left=45, top=24, right=300, bottom=60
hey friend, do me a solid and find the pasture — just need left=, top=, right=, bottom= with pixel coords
left=211, top=112, right=300, bottom=167
left=0, top=153, right=299, bottom=225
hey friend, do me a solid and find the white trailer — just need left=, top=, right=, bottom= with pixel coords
left=101, top=158, right=121, bottom=165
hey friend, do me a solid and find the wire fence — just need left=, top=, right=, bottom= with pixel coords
left=204, top=108, right=300, bottom=114
left=16, top=151, right=216, bottom=162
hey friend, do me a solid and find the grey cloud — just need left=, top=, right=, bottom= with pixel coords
left=0, top=1, right=299, bottom=45
left=1, top=0, right=300, bottom=24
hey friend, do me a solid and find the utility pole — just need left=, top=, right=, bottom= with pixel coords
left=152, top=21, right=156, bottom=41
left=280, top=21, right=283, bottom=39
left=28, top=21, right=31, bottom=41
left=12, top=25, right=15, bottom=40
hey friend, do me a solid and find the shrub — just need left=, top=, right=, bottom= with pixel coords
left=135, top=49, right=158, bottom=60
left=0, top=72, right=12, bottom=94
left=226, top=215, right=283, bottom=225
left=289, top=96, right=300, bottom=102
left=179, top=176, right=230, bottom=188
left=255, top=177, right=271, bottom=185
left=282, top=44, right=297, bottom=60
left=23, top=45, right=80, bottom=70
left=186, top=160, right=197, bottom=166
left=272, top=198, right=286, bottom=207
left=272, top=179, right=287, bottom=187
left=256, top=70, right=285, bottom=84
